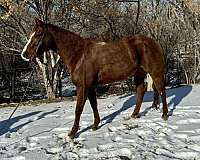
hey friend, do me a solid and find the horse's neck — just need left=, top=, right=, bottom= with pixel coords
left=51, top=27, right=85, bottom=73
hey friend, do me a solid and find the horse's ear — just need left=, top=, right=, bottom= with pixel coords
left=35, top=18, right=44, bottom=26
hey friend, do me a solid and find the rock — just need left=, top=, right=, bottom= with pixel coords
left=123, top=116, right=131, bottom=121
left=45, top=147, right=63, bottom=154
left=107, top=103, right=115, bottom=109
left=112, top=136, right=123, bottom=142
left=5, top=132, right=11, bottom=138
left=96, top=148, right=133, bottom=160
left=26, top=136, right=31, bottom=143
left=60, top=152, right=79, bottom=160
left=18, top=146, right=27, bottom=153
left=13, top=143, right=20, bottom=149
left=26, top=136, right=40, bottom=144
left=57, top=133, right=66, bottom=140
left=11, top=156, right=25, bottom=160
left=1, top=146, right=8, bottom=151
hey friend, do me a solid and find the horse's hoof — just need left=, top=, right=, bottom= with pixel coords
left=131, top=114, right=140, bottom=119
left=64, top=135, right=73, bottom=142
left=68, top=134, right=75, bottom=139
left=155, top=106, right=159, bottom=110
left=68, top=132, right=75, bottom=139
left=152, top=104, right=159, bottom=110
left=162, top=114, right=168, bottom=121
left=92, top=125, right=99, bottom=131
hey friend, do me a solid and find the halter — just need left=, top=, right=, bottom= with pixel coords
left=26, top=29, right=46, bottom=63
left=35, top=31, right=45, bottom=58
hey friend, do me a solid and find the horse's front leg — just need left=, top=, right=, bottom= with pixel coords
left=68, top=86, right=87, bottom=138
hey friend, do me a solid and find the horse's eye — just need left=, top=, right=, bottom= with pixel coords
left=36, top=33, right=42, bottom=37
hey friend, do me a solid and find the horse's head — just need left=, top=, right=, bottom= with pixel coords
left=21, top=19, right=57, bottom=61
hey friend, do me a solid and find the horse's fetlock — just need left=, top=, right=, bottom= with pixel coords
left=92, top=125, right=99, bottom=131
left=75, top=110, right=83, bottom=115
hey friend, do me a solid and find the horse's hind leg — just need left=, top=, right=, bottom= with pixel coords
left=131, top=70, right=146, bottom=118
left=152, top=83, right=160, bottom=109
left=152, top=76, right=168, bottom=120
left=88, top=88, right=100, bottom=130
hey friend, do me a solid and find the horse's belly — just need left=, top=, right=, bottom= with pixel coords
left=97, top=63, right=135, bottom=84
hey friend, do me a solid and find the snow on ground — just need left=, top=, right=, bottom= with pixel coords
left=0, top=85, right=200, bottom=160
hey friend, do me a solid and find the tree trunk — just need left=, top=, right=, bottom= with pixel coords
left=36, top=54, right=56, bottom=101
left=36, top=51, right=60, bottom=101
left=10, top=71, right=15, bottom=102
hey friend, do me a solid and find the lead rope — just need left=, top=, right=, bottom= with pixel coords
left=0, top=65, right=35, bottom=132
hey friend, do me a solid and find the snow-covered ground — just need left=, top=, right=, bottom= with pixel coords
left=0, top=85, right=200, bottom=160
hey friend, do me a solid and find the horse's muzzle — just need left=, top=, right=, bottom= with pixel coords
left=21, top=52, right=30, bottom=61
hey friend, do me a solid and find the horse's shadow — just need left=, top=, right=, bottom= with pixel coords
left=0, top=109, right=58, bottom=136
left=77, top=85, right=192, bottom=136
left=167, top=85, right=192, bottom=116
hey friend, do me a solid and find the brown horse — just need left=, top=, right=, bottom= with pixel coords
left=21, top=19, right=168, bottom=138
